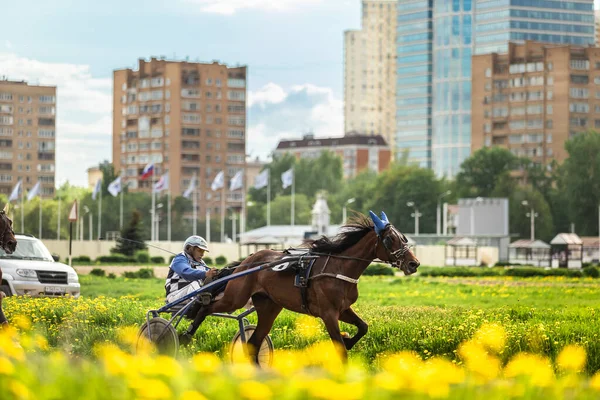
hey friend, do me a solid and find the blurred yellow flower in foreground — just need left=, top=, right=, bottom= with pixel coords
left=504, top=353, right=554, bottom=387
left=557, top=345, right=586, bottom=373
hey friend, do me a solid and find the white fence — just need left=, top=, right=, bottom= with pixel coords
left=43, top=240, right=499, bottom=267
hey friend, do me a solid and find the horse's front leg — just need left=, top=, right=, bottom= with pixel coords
left=339, top=307, right=368, bottom=351
left=0, top=291, right=7, bottom=327
left=320, top=311, right=348, bottom=362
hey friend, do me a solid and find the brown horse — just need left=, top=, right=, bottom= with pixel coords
left=0, top=204, right=17, bottom=328
left=183, top=211, right=419, bottom=362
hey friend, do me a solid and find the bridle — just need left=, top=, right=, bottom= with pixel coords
left=0, top=211, right=14, bottom=250
left=375, top=224, right=412, bottom=269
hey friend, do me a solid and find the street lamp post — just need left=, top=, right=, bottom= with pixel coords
left=342, top=198, right=356, bottom=224
left=470, top=197, right=483, bottom=236
left=155, top=203, right=163, bottom=241
left=407, top=201, right=422, bottom=235
left=522, top=200, right=538, bottom=241
left=437, top=190, right=452, bottom=236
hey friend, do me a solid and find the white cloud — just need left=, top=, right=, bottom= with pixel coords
left=183, top=0, right=322, bottom=15
left=4, top=41, right=12, bottom=50
left=0, top=53, right=112, bottom=187
left=247, top=83, right=343, bottom=161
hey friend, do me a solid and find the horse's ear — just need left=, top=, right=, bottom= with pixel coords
left=369, top=210, right=386, bottom=235
left=380, top=211, right=389, bottom=224
left=2, top=203, right=8, bottom=214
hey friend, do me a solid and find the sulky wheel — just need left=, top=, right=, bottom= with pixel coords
left=230, top=325, right=274, bottom=367
left=137, top=317, right=179, bottom=357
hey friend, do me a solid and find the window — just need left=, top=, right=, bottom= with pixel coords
left=527, top=105, right=543, bottom=114
left=569, top=102, right=589, bottom=113
left=492, top=107, right=508, bottom=117
left=182, top=114, right=201, bottom=123
left=570, top=117, right=587, bottom=127
left=511, top=107, right=525, bottom=116
left=0, top=93, right=13, bottom=101
left=570, top=88, right=589, bottom=98
left=38, top=96, right=55, bottom=103
left=228, top=79, right=246, bottom=88
left=509, top=120, right=525, bottom=130
left=227, top=104, right=245, bottom=113
left=151, top=90, right=163, bottom=100
left=151, top=77, right=164, bottom=87
left=485, top=68, right=491, bottom=78
left=570, top=60, right=589, bottom=70
left=0, top=128, right=12, bottom=137
left=182, top=128, right=200, bottom=136
left=38, top=118, right=54, bottom=126
left=38, top=129, right=55, bottom=138
left=509, top=135, right=523, bottom=144
left=228, top=116, right=245, bottom=126
left=183, top=102, right=199, bottom=111
left=151, top=128, right=163, bottom=138
left=0, top=116, right=14, bottom=125
left=227, top=91, right=245, bottom=101
left=571, top=75, right=589, bottom=84
left=228, top=129, right=244, bottom=139
left=181, top=89, right=200, bottom=98
left=547, top=105, right=553, bottom=114
left=227, top=154, right=244, bottom=164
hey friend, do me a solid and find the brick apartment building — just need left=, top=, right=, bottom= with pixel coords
left=113, top=57, right=247, bottom=217
left=472, top=41, right=600, bottom=168
left=273, top=132, right=391, bottom=178
left=0, top=79, right=56, bottom=197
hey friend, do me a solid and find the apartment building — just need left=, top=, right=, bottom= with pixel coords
left=273, top=132, right=391, bottom=178
left=113, top=57, right=247, bottom=217
left=472, top=41, right=600, bottom=167
left=0, top=80, right=56, bottom=197
left=344, top=0, right=397, bottom=150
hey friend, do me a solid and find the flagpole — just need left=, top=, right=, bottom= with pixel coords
left=151, top=176, right=156, bottom=242
left=39, top=196, right=42, bottom=239
left=98, top=181, right=102, bottom=240
left=119, top=176, right=124, bottom=230
left=20, top=183, right=24, bottom=233
left=168, top=185, right=171, bottom=242
left=291, top=167, right=295, bottom=227
left=206, top=209, right=210, bottom=242
left=57, top=197, right=61, bottom=240
left=221, top=184, right=225, bottom=242
left=267, top=169, right=271, bottom=226
left=192, top=174, right=197, bottom=236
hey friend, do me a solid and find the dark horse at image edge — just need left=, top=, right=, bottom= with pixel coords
left=184, top=210, right=420, bottom=362
left=0, top=203, right=18, bottom=327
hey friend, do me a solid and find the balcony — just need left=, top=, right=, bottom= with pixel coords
left=38, top=152, right=55, bottom=161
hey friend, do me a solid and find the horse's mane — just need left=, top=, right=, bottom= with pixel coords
left=302, top=213, right=374, bottom=254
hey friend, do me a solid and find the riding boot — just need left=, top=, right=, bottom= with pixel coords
left=179, top=311, right=208, bottom=346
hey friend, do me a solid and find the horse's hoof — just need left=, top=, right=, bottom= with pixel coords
left=179, top=332, right=193, bottom=346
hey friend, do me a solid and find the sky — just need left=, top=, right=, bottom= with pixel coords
left=0, top=0, right=360, bottom=187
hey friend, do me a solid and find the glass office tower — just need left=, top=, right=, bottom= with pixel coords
left=396, top=0, right=595, bottom=177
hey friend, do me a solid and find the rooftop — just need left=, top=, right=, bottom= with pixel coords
left=276, top=134, right=388, bottom=150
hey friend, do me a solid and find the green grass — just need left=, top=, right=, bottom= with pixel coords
left=4, top=275, right=600, bottom=373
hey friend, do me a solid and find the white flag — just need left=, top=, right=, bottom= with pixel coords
left=281, top=168, right=293, bottom=189
left=229, top=170, right=243, bottom=191
left=183, top=175, right=196, bottom=199
left=108, top=176, right=122, bottom=197
left=8, top=180, right=21, bottom=202
left=254, top=169, right=268, bottom=189
left=154, top=172, right=170, bottom=193
left=27, top=181, right=41, bottom=201
left=92, top=178, right=102, bottom=201
left=211, top=171, right=224, bottom=191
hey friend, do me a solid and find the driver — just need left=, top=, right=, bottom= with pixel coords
left=165, top=235, right=219, bottom=304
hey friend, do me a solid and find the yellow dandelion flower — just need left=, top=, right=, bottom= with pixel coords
left=34, top=335, right=49, bottom=351
left=0, top=356, right=15, bottom=375
left=557, top=345, right=586, bottom=373
left=12, top=315, right=31, bottom=331
left=10, top=381, right=30, bottom=399
left=504, top=353, right=554, bottom=387
left=239, top=380, right=273, bottom=400
left=133, top=378, right=172, bottom=399
left=590, top=371, right=600, bottom=391
left=179, top=390, right=209, bottom=400
left=192, top=352, right=221, bottom=374
left=474, top=323, right=506, bottom=353
left=271, top=350, right=304, bottom=377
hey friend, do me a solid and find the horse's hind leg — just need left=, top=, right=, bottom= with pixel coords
left=246, top=294, right=282, bottom=365
left=339, top=307, right=368, bottom=351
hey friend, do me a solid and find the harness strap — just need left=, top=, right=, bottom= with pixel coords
left=299, top=257, right=317, bottom=316
left=309, top=273, right=359, bottom=284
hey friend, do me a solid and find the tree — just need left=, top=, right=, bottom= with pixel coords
left=269, top=194, right=311, bottom=225
left=456, top=147, right=519, bottom=198
left=557, top=130, right=600, bottom=235
left=112, top=210, right=147, bottom=256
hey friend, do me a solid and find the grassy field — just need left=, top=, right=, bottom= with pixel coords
left=3, top=274, right=600, bottom=399
left=4, top=274, right=600, bottom=373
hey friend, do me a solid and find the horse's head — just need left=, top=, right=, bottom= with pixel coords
left=0, top=204, right=16, bottom=254
left=369, top=211, right=420, bottom=275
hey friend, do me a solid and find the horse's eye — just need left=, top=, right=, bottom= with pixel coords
left=383, top=236, right=393, bottom=248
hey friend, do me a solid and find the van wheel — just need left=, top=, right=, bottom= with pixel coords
left=0, top=282, right=11, bottom=297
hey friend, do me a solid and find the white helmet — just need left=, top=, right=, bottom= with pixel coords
left=183, top=235, right=209, bottom=252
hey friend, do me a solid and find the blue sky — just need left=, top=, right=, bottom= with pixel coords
left=0, top=0, right=359, bottom=186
